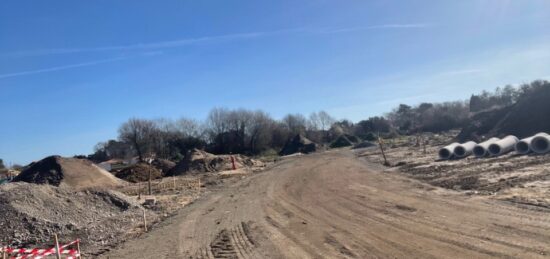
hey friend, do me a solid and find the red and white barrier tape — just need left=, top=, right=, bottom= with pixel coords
left=2, top=240, right=80, bottom=259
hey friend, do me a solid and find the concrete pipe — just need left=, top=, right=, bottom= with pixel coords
left=438, top=143, right=460, bottom=160
left=530, top=134, right=550, bottom=154
left=488, top=135, right=519, bottom=156
left=453, top=141, right=477, bottom=158
left=473, top=137, right=500, bottom=158
left=515, top=132, right=549, bottom=155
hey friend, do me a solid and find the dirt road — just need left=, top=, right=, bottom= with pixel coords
left=104, top=150, right=550, bottom=258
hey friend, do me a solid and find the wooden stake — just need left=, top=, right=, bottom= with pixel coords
left=173, top=176, right=176, bottom=191
left=54, top=234, right=61, bottom=259
left=142, top=209, right=148, bottom=232
left=422, top=135, right=427, bottom=155
left=76, top=239, right=82, bottom=259
left=148, top=169, right=152, bottom=195
left=197, top=178, right=201, bottom=197
left=378, top=137, right=389, bottom=166
left=138, top=181, right=141, bottom=200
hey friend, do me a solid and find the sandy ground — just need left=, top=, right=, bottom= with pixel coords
left=359, top=139, right=550, bottom=209
left=102, top=150, right=550, bottom=258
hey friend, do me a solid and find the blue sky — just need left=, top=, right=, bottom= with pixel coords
left=1, top=0, right=550, bottom=165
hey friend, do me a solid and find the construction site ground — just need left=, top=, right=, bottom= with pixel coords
left=102, top=149, right=550, bottom=258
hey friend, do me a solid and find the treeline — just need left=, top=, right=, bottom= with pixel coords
left=90, top=109, right=340, bottom=162
left=88, top=80, right=548, bottom=163
left=469, top=80, right=548, bottom=112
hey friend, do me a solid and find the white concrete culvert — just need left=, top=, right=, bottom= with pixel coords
left=473, top=137, right=500, bottom=158
left=515, top=132, right=549, bottom=155
left=488, top=135, right=519, bottom=156
left=438, top=143, right=460, bottom=160
left=530, top=133, right=550, bottom=154
left=453, top=141, right=477, bottom=158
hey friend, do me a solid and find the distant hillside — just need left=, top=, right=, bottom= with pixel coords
left=457, top=83, right=550, bottom=141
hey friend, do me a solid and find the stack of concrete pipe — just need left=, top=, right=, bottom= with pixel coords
left=453, top=141, right=477, bottom=158
left=514, top=132, right=549, bottom=154
left=438, top=132, right=550, bottom=160
left=473, top=137, right=500, bottom=158
left=488, top=135, right=520, bottom=156
left=438, top=143, right=460, bottom=160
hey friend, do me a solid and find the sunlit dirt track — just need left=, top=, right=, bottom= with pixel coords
left=103, top=150, right=550, bottom=258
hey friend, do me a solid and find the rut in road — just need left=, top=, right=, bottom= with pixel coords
left=193, top=222, right=256, bottom=259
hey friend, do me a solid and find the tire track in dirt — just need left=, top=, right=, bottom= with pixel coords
left=103, top=150, right=550, bottom=258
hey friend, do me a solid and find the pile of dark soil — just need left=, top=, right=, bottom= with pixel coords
left=115, top=163, right=162, bottom=183
left=458, top=85, right=550, bottom=141
left=0, top=182, right=154, bottom=255
left=13, top=156, right=124, bottom=190
left=352, top=141, right=376, bottom=149
left=279, top=135, right=317, bottom=156
left=330, top=135, right=354, bottom=148
left=150, top=159, right=176, bottom=175
left=167, top=149, right=264, bottom=176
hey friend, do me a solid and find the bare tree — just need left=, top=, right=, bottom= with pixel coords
left=206, top=107, right=230, bottom=143
left=246, top=110, right=275, bottom=154
left=282, top=113, right=307, bottom=135
left=176, top=118, right=204, bottom=139
left=308, top=112, right=320, bottom=131
left=317, top=111, right=335, bottom=131
left=118, top=118, right=158, bottom=162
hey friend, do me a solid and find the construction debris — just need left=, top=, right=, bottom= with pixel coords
left=0, top=182, right=155, bottom=255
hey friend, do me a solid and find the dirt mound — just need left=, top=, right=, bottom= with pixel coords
left=167, top=149, right=264, bottom=176
left=352, top=141, right=376, bottom=149
left=279, top=134, right=317, bottom=156
left=0, top=182, right=153, bottom=254
left=150, top=159, right=176, bottom=174
left=13, top=156, right=124, bottom=190
left=458, top=85, right=550, bottom=141
left=115, top=163, right=162, bottom=183
left=330, top=135, right=354, bottom=148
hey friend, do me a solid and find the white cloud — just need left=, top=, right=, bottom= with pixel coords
left=317, top=23, right=432, bottom=34
left=2, top=29, right=301, bottom=57
left=0, top=57, right=126, bottom=79
left=3, top=24, right=431, bottom=57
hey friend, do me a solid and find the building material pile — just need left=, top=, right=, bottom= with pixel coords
left=439, top=132, right=550, bottom=160
left=167, top=149, right=264, bottom=176
left=279, top=134, right=317, bottom=156
left=13, top=156, right=124, bottom=190
left=0, top=182, right=154, bottom=255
